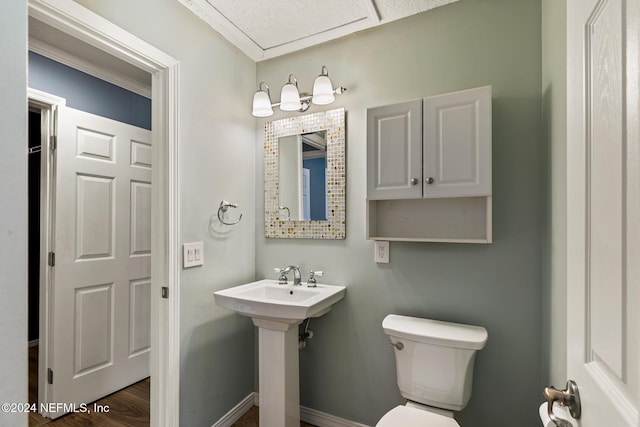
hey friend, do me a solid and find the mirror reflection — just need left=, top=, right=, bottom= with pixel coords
left=278, top=131, right=327, bottom=221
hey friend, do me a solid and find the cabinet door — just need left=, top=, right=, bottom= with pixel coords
left=423, top=86, right=491, bottom=198
left=366, top=100, right=422, bottom=200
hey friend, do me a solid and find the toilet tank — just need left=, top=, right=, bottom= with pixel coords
left=382, top=315, right=488, bottom=411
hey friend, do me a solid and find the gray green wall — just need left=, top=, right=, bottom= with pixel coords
left=542, top=0, right=567, bottom=389
left=0, top=1, right=28, bottom=426
left=72, top=0, right=258, bottom=425
left=255, top=0, right=543, bottom=425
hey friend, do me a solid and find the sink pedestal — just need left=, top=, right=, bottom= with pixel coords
left=254, top=318, right=301, bottom=427
left=213, top=280, right=346, bottom=427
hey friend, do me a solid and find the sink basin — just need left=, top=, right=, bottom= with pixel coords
left=214, top=279, right=346, bottom=324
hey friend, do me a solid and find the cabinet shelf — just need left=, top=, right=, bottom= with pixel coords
left=366, top=197, right=492, bottom=244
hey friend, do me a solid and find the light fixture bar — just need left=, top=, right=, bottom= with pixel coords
left=258, top=87, right=347, bottom=113
left=251, top=66, right=347, bottom=117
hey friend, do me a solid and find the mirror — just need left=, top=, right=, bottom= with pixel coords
left=278, top=131, right=327, bottom=221
left=264, top=108, right=345, bottom=239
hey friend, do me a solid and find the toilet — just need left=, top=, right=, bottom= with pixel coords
left=377, top=314, right=488, bottom=427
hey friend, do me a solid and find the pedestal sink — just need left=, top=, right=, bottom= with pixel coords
left=214, top=279, right=346, bottom=427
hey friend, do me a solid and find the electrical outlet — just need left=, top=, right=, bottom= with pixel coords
left=374, top=240, right=389, bottom=263
left=183, top=242, right=204, bottom=268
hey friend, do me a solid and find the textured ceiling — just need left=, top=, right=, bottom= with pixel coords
left=178, top=0, right=458, bottom=61
left=208, top=0, right=369, bottom=50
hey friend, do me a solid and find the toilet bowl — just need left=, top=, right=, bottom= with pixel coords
left=377, top=405, right=459, bottom=427
left=376, top=315, right=488, bottom=426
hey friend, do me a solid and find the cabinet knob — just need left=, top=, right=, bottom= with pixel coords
left=410, top=178, right=419, bottom=185
left=426, top=177, right=434, bottom=184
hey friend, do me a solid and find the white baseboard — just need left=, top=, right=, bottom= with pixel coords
left=211, top=392, right=256, bottom=427
left=237, top=393, right=371, bottom=427
left=301, top=405, right=371, bottom=427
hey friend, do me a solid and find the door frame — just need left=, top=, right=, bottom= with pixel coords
left=28, top=1, right=181, bottom=425
left=27, top=88, right=64, bottom=418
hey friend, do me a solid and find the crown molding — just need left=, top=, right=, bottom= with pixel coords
left=29, top=37, right=152, bottom=98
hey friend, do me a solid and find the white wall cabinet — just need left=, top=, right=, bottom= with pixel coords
left=366, top=99, right=423, bottom=200
left=366, top=86, right=492, bottom=243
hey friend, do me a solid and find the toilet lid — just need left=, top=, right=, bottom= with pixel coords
left=376, top=406, right=460, bottom=427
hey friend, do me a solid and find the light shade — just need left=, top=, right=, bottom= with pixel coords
left=312, top=66, right=335, bottom=105
left=280, top=75, right=302, bottom=111
left=252, top=82, right=273, bottom=117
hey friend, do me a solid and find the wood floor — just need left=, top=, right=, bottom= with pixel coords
left=30, top=346, right=315, bottom=426
left=29, top=346, right=150, bottom=426
left=231, top=406, right=316, bottom=427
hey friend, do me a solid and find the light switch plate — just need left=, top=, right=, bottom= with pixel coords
left=183, top=242, right=204, bottom=268
left=375, top=240, right=389, bottom=263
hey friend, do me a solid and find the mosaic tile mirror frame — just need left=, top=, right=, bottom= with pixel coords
left=264, top=108, right=346, bottom=239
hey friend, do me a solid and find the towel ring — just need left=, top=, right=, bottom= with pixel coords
left=218, top=200, right=242, bottom=226
left=278, top=206, right=290, bottom=220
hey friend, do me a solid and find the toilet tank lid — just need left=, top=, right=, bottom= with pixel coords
left=382, top=315, right=488, bottom=350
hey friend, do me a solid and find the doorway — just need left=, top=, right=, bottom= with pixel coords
left=28, top=109, right=41, bottom=349
left=28, top=89, right=153, bottom=422
left=28, top=0, right=181, bottom=424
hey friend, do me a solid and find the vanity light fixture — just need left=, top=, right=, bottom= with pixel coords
left=251, top=66, right=346, bottom=117
left=312, top=66, right=336, bottom=105
left=252, top=82, right=274, bottom=117
left=280, top=75, right=302, bottom=111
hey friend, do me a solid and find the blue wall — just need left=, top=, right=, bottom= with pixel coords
left=303, top=157, right=327, bottom=220
left=28, top=52, right=151, bottom=130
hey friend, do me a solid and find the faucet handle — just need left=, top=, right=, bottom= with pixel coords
left=307, top=270, right=323, bottom=287
left=274, top=267, right=288, bottom=285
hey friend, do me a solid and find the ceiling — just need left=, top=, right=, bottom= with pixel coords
left=178, top=0, right=459, bottom=62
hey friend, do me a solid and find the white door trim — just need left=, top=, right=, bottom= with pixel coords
left=28, top=1, right=181, bottom=425
left=28, top=87, right=66, bottom=108
left=28, top=87, right=63, bottom=419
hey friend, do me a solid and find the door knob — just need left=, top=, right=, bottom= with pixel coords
left=426, top=177, right=434, bottom=184
left=410, top=178, right=419, bottom=185
left=543, top=380, right=581, bottom=426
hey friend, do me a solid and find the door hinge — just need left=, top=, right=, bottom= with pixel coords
left=48, top=252, right=55, bottom=267
left=50, top=135, right=57, bottom=152
left=161, top=286, right=169, bottom=299
left=47, top=368, right=53, bottom=384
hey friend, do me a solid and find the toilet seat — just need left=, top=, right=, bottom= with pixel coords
left=376, top=405, right=460, bottom=427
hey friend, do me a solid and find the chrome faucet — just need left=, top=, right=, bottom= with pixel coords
left=306, top=270, right=323, bottom=287
left=280, top=265, right=302, bottom=286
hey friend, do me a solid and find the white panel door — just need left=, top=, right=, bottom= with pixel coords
left=564, top=0, right=639, bottom=425
left=423, top=86, right=491, bottom=198
left=47, top=106, right=151, bottom=417
left=366, top=100, right=422, bottom=200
